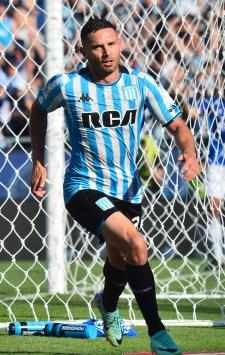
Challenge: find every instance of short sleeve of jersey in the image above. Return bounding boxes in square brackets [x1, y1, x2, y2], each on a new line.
[142, 74, 182, 126]
[37, 74, 63, 112]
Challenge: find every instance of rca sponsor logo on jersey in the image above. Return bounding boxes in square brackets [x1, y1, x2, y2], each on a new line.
[122, 85, 138, 100]
[81, 109, 137, 128]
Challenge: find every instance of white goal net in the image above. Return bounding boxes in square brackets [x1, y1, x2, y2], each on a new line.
[0, 0, 225, 327]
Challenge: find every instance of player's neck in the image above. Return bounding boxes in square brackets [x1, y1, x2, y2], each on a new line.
[87, 66, 120, 84]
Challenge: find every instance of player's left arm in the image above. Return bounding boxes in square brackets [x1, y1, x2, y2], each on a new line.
[166, 117, 199, 181]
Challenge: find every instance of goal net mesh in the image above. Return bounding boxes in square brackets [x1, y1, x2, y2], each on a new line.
[0, 0, 225, 325]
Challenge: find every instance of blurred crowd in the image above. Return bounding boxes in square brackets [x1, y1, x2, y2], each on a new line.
[0, 0, 45, 147]
[0, 0, 224, 182]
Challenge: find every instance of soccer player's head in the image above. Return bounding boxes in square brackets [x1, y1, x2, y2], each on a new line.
[80, 17, 121, 78]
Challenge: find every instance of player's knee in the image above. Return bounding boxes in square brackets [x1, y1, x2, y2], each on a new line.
[125, 235, 147, 265]
[108, 254, 126, 271]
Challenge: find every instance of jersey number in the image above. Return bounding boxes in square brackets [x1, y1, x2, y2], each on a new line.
[82, 109, 137, 128]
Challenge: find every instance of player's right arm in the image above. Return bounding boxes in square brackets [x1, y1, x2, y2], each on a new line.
[29, 73, 64, 197]
[30, 99, 47, 197]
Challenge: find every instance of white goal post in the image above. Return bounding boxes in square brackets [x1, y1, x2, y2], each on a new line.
[45, 0, 66, 294]
[0, 0, 224, 328]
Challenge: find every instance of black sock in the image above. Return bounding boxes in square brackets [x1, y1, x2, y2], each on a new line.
[126, 262, 165, 336]
[102, 257, 127, 312]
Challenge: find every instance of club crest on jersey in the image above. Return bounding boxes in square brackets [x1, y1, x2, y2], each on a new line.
[123, 86, 138, 100]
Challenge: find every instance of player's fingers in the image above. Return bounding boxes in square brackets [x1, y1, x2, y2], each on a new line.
[182, 162, 199, 181]
[180, 159, 190, 174]
[178, 154, 191, 173]
[33, 189, 45, 197]
[35, 189, 46, 197]
[32, 182, 46, 197]
[30, 170, 40, 191]
[39, 169, 47, 190]
[30, 165, 46, 197]
[183, 167, 193, 180]
[179, 153, 198, 175]
[35, 186, 46, 197]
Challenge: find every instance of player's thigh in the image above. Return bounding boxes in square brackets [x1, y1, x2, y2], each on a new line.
[102, 198, 143, 249]
[102, 211, 147, 259]
[104, 200, 144, 268]
[65, 189, 118, 243]
[65, 189, 146, 258]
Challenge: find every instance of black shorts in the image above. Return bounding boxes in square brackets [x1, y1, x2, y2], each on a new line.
[65, 189, 142, 243]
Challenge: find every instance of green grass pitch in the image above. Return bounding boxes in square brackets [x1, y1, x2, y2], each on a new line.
[0, 260, 225, 354]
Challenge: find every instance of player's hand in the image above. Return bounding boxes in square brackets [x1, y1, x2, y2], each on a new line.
[30, 161, 47, 197]
[178, 153, 199, 181]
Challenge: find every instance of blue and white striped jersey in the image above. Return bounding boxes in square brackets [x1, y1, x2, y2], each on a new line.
[37, 66, 181, 204]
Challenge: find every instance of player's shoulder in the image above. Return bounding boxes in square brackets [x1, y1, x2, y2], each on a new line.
[47, 72, 72, 89]
[121, 65, 144, 78]
[47, 73, 63, 85]
[48, 67, 85, 86]
[123, 65, 159, 85]
[136, 71, 159, 87]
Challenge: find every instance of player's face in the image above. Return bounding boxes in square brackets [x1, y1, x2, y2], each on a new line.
[81, 28, 121, 80]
